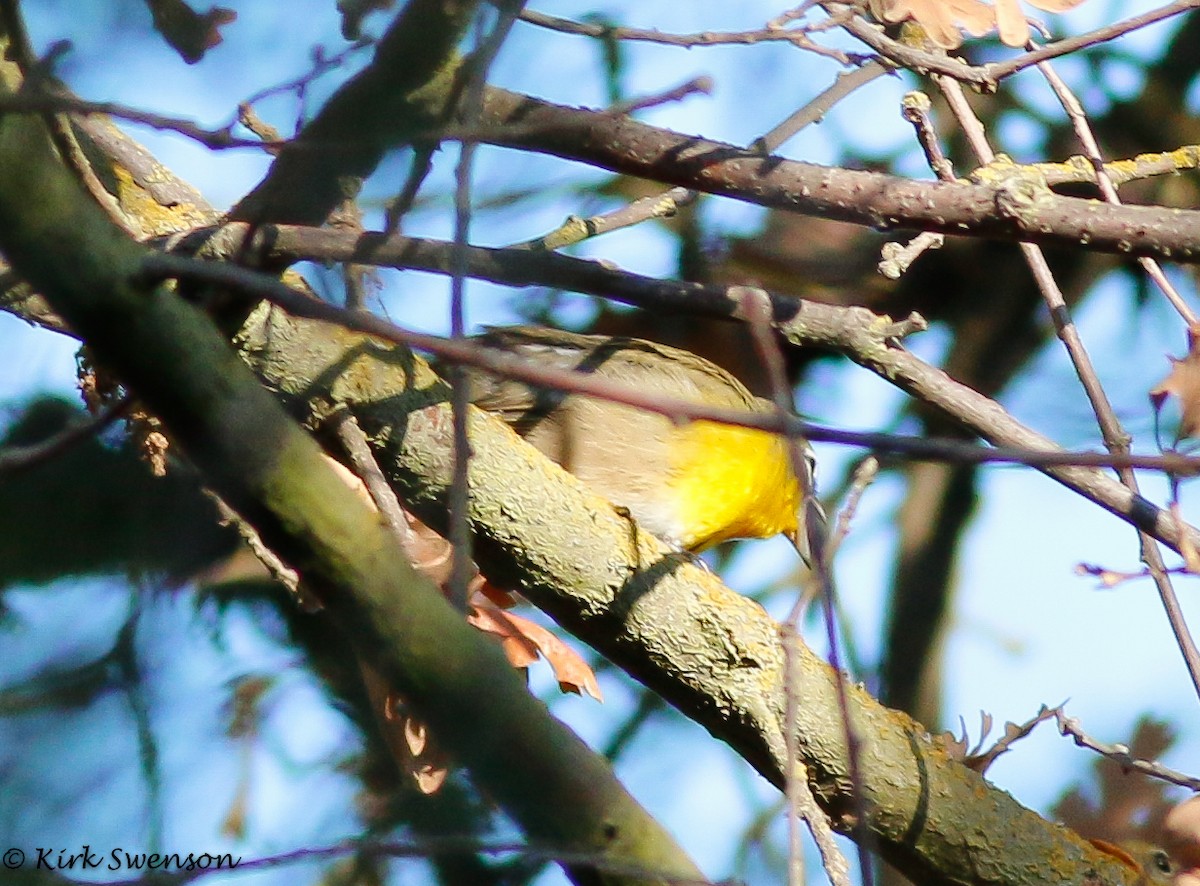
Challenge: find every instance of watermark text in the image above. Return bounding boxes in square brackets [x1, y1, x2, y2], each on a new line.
[2, 845, 241, 873]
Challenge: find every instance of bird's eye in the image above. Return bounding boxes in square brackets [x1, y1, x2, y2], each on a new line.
[1151, 850, 1173, 874]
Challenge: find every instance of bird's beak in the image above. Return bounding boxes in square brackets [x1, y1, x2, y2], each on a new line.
[786, 524, 812, 569]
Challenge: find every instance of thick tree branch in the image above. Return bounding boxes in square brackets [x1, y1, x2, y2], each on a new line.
[166, 223, 1200, 558]
[0, 14, 1173, 884]
[472, 87, 1200, 263]
[8, 49, 1200, 263]
[0, 61, 703, 886]
[229, 0, 479, 226]
[228, 300, 1138, 886]
[0, 103, 1139, 876]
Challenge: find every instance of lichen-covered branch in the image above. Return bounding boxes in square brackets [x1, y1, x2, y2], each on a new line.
[232, 302, 1139, 886]
[475, 86, 1200, 263]
[179, 222, 1200, 558]
[0, 57, 704, 886]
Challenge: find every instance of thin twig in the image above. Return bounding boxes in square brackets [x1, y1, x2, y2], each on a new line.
[768, 3, 823, 30]
[0, 36, 368, 156]
[512, 187, 697, 252]
[1032, 54, 1200, 708]
[1055, 709, 1200, 791]
[985, 0, 1200, 82]
[238, 39, 374, 111]
[0, 91, 270, 150]
[785, 456, 878, 680]
[833, 10, 998, 89]
[511, 57, 878, 254]
[782, 633, 853, 886]
[736, 286, 827, 578]
[384, 145, 438, 234]
[954, 705, 1060, 774]
[878, 232, 944, 279]
[326, 408, 413, 543]
[0, 395, 132, 473]
[237, 103, 283, 154]
[93, 836, 716, 886]
[901, 91, 955, 182]
[1074, 560, 1192, 589]
[136, 251, 1200, 477]
[885, 90, 955, 276]
[825, 457, 879, 566]
[607, 75, 713, 116]
[936, 71, 1200, 701]
[1034, 55, 1197, 325]
[831, 1, 1200, 89]
[206, 492, 305, 601]
[446, 2, 527, 613]
[738, 288, 855, 886]
[518, 8, 861, 64]
[0, 5, 143, 236]
[752, 59, 890, 155]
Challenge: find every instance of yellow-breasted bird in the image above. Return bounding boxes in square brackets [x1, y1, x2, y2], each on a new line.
[458, 326, 816, 556]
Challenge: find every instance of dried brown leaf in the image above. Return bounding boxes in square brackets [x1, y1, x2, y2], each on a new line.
[410, 763, 449, 795]
[962, 705, 1056, 773]
[466, 604, 542, 669]
[226, 675, 272, 739]
[400, 715, 449, 794]
[402, 716, 430, 756]
[220, 778, 248, 839]
[873, 0, 996, 48]
[325, 453, 592, 692]
[373, 680, 451, 795]
[1150, 327, 1200, 444]
[995, 0, 1030, 46]
[939, 728, 969, 760]
[1026, 0, 1088, 11]
[477, 579, 520, 609]
[145, 0, 236, 64]
[871, 0, 1088, 49]
[468, 603, 603, 701]
[326, 453, 602, 797]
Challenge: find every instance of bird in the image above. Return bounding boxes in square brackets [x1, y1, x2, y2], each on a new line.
[453, 325, 817, 556]
[1088, 839, 1178, 886]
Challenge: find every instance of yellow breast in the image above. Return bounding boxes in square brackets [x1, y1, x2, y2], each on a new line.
[666, 420, 800, 551]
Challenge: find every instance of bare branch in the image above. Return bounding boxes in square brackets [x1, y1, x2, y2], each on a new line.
[512, 187, 696, 252]
[0, 395, 131, 473]
[518, 8, 863, 65]
[133, 249, 1200, 564]
[1034, 55, 1196, 324]
[985, 0, 1200, 81]
[0, 91, 270, 150]
[474, 86, 1200, 264]
[937, 67, 1200, 703]
[1056, 710, 1200, 791]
